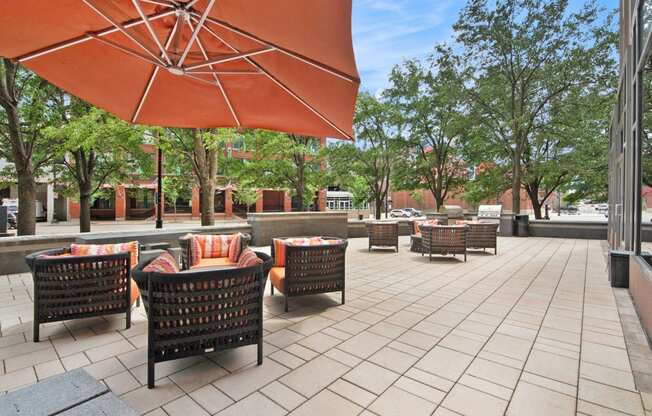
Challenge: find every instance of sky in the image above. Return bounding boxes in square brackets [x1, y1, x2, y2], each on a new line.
[351, 0, 619, 94]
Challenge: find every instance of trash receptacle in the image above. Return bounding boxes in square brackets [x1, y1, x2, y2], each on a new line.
[515, 214, 529, 237]
[609, 250, 629, 288]
[499, 214, 514, 237]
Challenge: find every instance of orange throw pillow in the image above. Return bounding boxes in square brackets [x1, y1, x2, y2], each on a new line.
[70, 241, 139, 269]
[228, 233, 243, 263]
[143, 252, 179, 273]
[237, 248, 263, 268]
[195, 234, 232, 258]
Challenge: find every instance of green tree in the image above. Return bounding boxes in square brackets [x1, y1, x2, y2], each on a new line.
[162, 175, 192, 218]
[233, 186, 259, 215]
[326, 93, 402, 219]
[162, 128, 229, 226]
[0, 60, 61, 235]
[455, 0, 616, 213]
[45, 99, 151, 232]
[386, 46, 469, 210]
[234, 130, 324, 211]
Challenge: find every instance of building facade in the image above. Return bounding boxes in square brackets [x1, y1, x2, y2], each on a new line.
[609, 0, 652, 337]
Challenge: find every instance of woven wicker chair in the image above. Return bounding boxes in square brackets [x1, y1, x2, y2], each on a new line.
[270, 238, 347, 312]
[366, 221, 399, 252]
[466, 222, 499, 254]
[178, 233, 251, 270]
[133, 251, 271, 389]
[420, 225, 467, 262]
[25, 248, 132, 342]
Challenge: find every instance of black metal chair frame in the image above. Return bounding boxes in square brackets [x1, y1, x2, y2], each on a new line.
[25, 248, 132, 342]
[133, 251, 271, 389]
[270, 237, 347, 312]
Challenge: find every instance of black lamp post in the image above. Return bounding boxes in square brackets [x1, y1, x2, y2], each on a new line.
[156, 146, 163, 229]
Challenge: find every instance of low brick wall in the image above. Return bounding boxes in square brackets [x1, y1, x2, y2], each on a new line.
[347, 219, 413, 238]
[248, 212, 348, 246]
[0, 223, 251, 275]
[527, 220, 607, 239]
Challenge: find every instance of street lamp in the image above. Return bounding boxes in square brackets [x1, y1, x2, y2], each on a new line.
[156, 144, 163, 229]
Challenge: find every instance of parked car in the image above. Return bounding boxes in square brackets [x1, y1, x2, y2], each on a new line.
[403, 208, 422, 217]
[2, 199, 46, 221]
[390, 209, 411, 218]
[6, 212, 16, 229]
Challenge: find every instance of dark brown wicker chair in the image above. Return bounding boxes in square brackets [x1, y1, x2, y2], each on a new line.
[25, 248, 132, 342]
[133, 251, 271, 389]
[420, 225, 467, 262]
[467, 222, 499, 254]
[178, 233, 251, 270]
[366, 221, 399, 252]
[270, 238, 347, 312]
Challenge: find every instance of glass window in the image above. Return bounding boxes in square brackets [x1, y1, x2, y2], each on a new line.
[643, 1, 652, 48]
[640, 55, 652, 253]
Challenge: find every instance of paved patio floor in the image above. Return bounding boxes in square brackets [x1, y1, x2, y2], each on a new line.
[1, 237, 651, 416]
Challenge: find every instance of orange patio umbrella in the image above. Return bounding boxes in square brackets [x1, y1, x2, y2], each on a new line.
[0, 0, 359, 139]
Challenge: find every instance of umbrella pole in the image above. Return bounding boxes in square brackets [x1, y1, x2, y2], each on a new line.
[156, 145, 163, 229]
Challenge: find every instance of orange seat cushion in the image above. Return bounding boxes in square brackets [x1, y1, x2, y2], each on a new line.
[269, 267, 285, 293]
[190, 257, 237, 270]
[130, 280, 139, 305]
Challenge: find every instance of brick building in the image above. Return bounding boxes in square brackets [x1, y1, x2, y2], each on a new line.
[65, 138, 328, 222]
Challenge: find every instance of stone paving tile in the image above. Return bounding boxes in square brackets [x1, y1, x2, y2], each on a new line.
[280, 355, 349, 397]
[369, 385, 437, 416]
[0, 237, 649, 415]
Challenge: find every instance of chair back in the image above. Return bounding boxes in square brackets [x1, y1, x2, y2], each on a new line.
[133, 255, 266, 361]
[26, 248, 131, 322]
[421, 225, 467, 253]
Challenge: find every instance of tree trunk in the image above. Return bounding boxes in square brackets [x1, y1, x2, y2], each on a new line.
[16, 171, 36, 236]
[79, 189, 91, 233]
[511, 152, 521, 214]
[374, 197, 382, 220]
[433, 192, 444, 212]
[296, 187, 304, 212]
[4, 82, 36, 236]
[525, 184, 543, 220]
[200, 183, 215, 226]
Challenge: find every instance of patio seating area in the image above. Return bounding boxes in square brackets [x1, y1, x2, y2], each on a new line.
[0, 236, 651, 416]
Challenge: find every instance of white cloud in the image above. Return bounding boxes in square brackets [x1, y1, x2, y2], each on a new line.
[352, 0, 461, 93]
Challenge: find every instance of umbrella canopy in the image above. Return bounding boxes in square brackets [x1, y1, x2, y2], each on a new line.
[0, 0, 359, 139]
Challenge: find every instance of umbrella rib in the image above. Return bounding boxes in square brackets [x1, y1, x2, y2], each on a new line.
[177, 0, 215, 66]
[132, 13, 182, 123]
[132, 67, 160, 123]
[82, 0, 166, 66]
[186, 19, 240, 126]
[247, 59, 352, 139]
[90, 35, 166, 68]
[185, 70, 262, 75]
[131, 0, 172, 65]
[196, 20, 351, 138]
[18, 9, 176, 63]
[141, 0, 178, 7]
[191, 12, 360, 84]
[185, 48, 274, 71]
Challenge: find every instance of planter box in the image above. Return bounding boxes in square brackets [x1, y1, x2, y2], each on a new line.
[248, 212, 348, 246]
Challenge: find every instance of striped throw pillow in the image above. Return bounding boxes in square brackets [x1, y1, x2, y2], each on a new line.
[70, 241, 139, 269]
[228, 233, 243, 263]
[273, 237, 326, 267]
[196, 234, 232, 258]
[237, 248, 263, 268]
[415, 220, 439, 234]
[143, 252, 179, 273]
